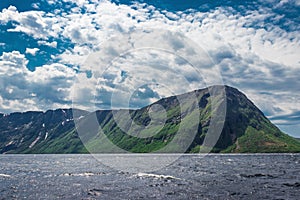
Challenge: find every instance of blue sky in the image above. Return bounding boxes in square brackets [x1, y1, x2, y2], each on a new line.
[0, 0, 299, 137]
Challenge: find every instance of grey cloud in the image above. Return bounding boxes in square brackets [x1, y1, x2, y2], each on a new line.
[270, 111, 300, 125]
[21, 14, 43, 30]
[167, 36, 185, 51]
[70, 29, 82, 41]
[0, 51, 76, 112]
[210, 46, 235, 64]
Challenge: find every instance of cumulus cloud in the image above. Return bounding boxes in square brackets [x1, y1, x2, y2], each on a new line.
[0, 51, 76, 113]
[37, 40, 57, 48]
[0, 5, 64, 39]
[91, 48, 206, 109]
[105, 3, 295, 109]
[25, 48, 40, 56]
[0, 51, 28, 76]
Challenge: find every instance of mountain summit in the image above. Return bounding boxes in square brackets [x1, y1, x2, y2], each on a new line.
[1, 86, 300, 153]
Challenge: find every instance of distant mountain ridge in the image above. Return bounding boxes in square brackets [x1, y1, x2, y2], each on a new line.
[1, 85, 300, 153]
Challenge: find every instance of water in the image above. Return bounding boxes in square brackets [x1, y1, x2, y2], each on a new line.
[0, 154, 299, 199]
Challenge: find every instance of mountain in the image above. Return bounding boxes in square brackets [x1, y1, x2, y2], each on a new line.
[0, 109, 89, 153]
[0, 85, 300, 154]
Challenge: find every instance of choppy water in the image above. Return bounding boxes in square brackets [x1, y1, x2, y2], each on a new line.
[0, 154, 299, 199]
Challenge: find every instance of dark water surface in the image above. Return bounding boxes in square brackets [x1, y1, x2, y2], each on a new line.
[0, 154, 299, 199]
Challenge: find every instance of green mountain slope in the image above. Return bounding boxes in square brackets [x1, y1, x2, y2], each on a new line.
[0, 109, 89, 153]
[0, 85, 299, 153]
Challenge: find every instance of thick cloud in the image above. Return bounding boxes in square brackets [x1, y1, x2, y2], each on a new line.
[0, 6, 61, 39]
[0, 51, 76, 112]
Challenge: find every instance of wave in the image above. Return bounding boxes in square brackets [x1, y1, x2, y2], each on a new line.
[0, 173, 11, 178]
[135, 172, 180, 180]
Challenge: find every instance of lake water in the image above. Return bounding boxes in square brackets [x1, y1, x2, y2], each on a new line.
[0, 154, 299, 199]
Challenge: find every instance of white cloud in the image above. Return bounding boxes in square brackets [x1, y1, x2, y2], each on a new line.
[31, 3, 40, 9]
[75, 36, 215, 110]
[0, 51, 76, 113]
[58, 45, 91, 67]
[0, 51, 28, 76]
[0, 6, 64, 39]
[37, 40, 57, 48]
[28, 63, 75, 82]
[0, 97, 40, 112]
[25, 48, 40, 56]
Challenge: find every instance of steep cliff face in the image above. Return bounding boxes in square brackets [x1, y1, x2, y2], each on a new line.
[0, 86, 300, 153]
[204, 87, 300, 153]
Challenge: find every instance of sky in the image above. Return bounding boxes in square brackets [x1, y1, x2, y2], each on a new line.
[0, 0, 299, 137]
